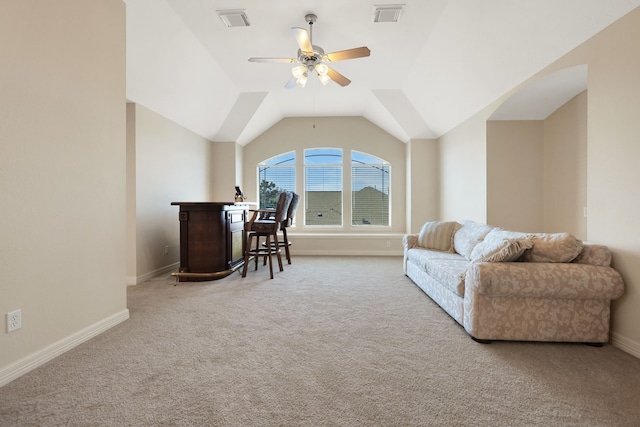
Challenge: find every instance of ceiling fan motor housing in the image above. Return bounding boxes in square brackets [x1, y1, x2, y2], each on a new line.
[298, 45, 325, 71]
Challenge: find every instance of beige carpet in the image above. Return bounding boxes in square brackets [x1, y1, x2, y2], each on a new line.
[1, 256, 640, 426]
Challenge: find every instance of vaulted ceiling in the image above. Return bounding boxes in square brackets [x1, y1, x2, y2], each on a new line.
[125, 0, 640, 145]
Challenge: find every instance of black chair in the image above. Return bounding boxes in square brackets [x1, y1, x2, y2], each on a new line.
[241, 191, 293, 279]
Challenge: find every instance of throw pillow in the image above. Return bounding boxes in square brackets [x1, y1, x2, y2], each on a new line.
[520, 233, 584, 263]
[453, 221, 495, 259]
[469, 229, 533, 263]
[418, 221, 461, 252]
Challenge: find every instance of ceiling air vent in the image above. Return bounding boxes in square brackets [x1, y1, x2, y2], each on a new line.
[217, 10, 250, 27]
[373, 5, 405, 23]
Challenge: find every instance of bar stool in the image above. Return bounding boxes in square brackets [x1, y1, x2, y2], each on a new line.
[263, 192, 300, 264]
[241, 192, 293, 279]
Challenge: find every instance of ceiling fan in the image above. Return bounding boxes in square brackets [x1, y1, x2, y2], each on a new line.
[248, 13, 371, 88]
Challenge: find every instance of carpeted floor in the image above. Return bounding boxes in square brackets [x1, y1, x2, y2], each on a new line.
[1, 256, 640, 426]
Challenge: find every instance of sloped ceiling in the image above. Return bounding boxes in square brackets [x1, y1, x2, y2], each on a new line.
[125, 0, 640, 145]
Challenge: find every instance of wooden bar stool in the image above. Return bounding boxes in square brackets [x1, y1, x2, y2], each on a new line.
[263, 192, 300, 264]
[241, 192, 293, 279]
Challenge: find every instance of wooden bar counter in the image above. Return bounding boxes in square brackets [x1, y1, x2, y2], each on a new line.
[170, 202, 249, 282]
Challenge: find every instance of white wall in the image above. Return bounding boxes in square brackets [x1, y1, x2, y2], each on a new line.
[0, 0, 127, 383]
[129, 104, 213, 284]
[126, 0, 237, 141]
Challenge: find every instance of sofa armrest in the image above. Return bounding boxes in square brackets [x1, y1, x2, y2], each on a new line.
[572, 243, 612, 267]
[402, 234, 419, 274]
[466, 262, 624, 300]
[403, 234, 419, 250]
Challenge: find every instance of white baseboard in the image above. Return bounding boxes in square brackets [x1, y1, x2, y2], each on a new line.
[0, 309, 130, 387]
[288, 233, 405, 257]
[611, 332, 640, 359]
[294, 250, 404, 256]
[127, 262, 180, 285]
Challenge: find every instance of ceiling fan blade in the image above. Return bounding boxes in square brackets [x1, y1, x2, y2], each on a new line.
[248, 57, 297, 63]
[323, 46, 371, 62]
[326, 67, 351, 87]
[291, 27, 313, 55]
[285, 77, 297, 89]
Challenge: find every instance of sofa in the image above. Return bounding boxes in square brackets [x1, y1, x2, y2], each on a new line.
[403, 220, 625, 344]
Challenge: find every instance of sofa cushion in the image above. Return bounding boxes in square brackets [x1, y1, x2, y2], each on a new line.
[424, 259, 469, 297]
[469, 229, 533, 263]
[418, 221, 461, 252]
[453, 221, 495, 259]
[406, 247, 466, 271]
[519, 233, 583, 263]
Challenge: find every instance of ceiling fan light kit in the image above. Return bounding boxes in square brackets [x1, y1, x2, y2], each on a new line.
[315, 63, 329, 76]
[292, 65, 306, 79]
[248, 13, 370, 88]
[296, 73, 308, 88]
[318, 74, 331, 85]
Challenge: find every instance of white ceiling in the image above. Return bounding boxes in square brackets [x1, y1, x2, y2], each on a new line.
[125, 0, 640, 145]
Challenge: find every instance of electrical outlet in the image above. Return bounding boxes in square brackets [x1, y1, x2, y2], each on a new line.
[7, 309, 21, 333]
[164, 245, 169, 255]
[386, 240, 391, 248]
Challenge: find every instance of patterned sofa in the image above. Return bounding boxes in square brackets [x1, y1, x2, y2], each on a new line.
[403, 220, 625, 344]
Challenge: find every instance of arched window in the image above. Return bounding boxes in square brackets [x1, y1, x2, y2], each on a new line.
[257, 151, 295, 209]
[304, 148, 343, 226]
[352, 151, 390, 226]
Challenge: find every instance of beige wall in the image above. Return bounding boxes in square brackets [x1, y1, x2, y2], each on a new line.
[210, 141, 242, 202]
[581, 9, 640, 355]
[486, 120, 544, 232]
[0, 0, 128, 382]
[235, 143, 244, 189]
[484, 92, 587, 236]
[439, 113, 489, 223]
[543, 91, 588, 238]
[128, 104, 213, 284]
[406, 139, 439, 234]
[126, 104, 138, 285]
